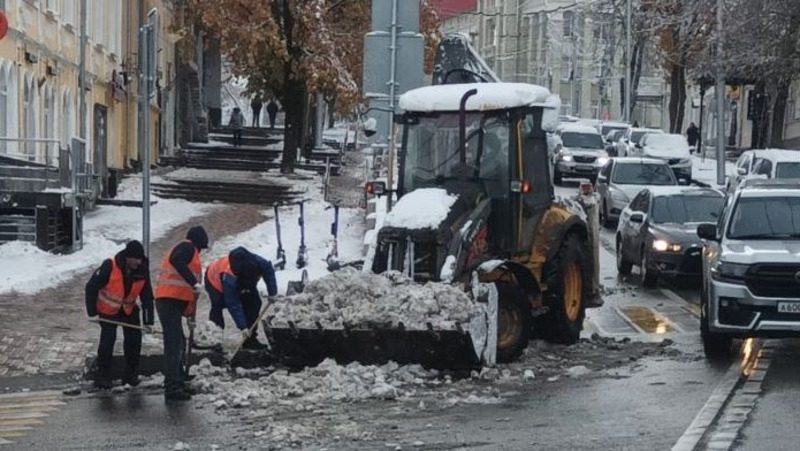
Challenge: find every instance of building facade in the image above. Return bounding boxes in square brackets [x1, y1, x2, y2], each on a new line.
[0, 0, 181, 195]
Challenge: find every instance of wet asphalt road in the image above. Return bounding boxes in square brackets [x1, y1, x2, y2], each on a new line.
[1, 182, 797, 450]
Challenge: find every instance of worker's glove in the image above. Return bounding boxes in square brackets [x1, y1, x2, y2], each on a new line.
[142, 325, 153, 335]
[240, 329, 251, 341]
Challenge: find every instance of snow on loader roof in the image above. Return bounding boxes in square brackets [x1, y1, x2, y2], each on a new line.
[399, 82, 555, 113]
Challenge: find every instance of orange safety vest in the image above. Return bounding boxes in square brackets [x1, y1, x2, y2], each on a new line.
[206, 256, 234, 293]
[155, 240, 202, 315]
[97, 258, 145, 317]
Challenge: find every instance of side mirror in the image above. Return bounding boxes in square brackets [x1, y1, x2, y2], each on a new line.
[697, 223, 718, 241]
[737, 167, 747, 176]
[597, 175, 608, 184]
[630, 213, 645, 224]
[635, 143, 642, 149]
[365, 181, 387, 196]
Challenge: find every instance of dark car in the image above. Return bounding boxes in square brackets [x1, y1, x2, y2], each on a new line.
[615, 187, 724, 287]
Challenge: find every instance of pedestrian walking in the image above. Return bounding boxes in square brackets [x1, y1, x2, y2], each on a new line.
[155, 226, 209, 401]
[85, 240, 154, 389]
[250, 96, 263, 128]
[686, 122, 700, 153]
[204, 247, 278, 349]
[266, 99, 279, 130]
[229, 107, 245, 147]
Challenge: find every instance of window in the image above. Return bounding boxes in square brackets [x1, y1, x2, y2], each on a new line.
[61, 0, 74, 26]
[651, 195, 724, 224]
[44, 86, 55, 164]
[563, 11, 574, 37]
[776, 162, 800, 178]
[23, 76, 38, 162]
[0, 66, 6, 154]
[61, 90, 72, 147]
[728, 196, 800, 239]
[487, 18, 497, 47]
[754, 159, 772, 176]
[629, 191, 649, 212]
[562, 54, 572, 80]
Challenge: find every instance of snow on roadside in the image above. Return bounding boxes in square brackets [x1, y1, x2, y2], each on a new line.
[207, 197, 365, 296]
[0, 177, 218, 295]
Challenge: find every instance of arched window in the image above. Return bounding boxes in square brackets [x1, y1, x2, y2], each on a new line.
[44, 85, 55, 165]
[23, 75, 36, 161]
[61, 90, 72, 148]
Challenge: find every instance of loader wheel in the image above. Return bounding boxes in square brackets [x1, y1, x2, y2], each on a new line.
[542, 234, 590, 344]
[496, 284, 532, 363]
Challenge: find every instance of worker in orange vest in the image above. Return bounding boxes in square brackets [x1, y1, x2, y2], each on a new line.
[85, 240, 154, 389]
[205, 247, 278, 349]
[155, 226, 208, 401]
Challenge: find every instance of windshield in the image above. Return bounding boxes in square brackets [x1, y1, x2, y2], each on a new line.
[402, 113, 510, 198]
[561, 132, 604, 149]
[602, 125, 628, 136]
[652, 195, 723, 224]
[612, 163, 676, 185]
[728, 196, 800, 239]
[631, 131, 659, 144]
[776, 162, 800, 178]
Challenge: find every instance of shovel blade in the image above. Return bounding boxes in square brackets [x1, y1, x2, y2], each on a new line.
[263, 324, 482, 370]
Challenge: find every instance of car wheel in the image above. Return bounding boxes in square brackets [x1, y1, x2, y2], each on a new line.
[640, 248, 658, 288]
[700, 283, 733, 359]
[616, 238, 632, 275]
[554, 168, 563, 186]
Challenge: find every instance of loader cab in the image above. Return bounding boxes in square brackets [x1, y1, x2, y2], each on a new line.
[396, 83, 559, 257]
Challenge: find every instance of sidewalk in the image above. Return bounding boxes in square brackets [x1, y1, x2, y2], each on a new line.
[0, 203, 267, 378]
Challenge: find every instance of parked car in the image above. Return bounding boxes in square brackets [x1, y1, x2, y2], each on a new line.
[728, 149, 800, 192]
[697, 179, 800, 358]
[605, 130, 626, 156]
[616, 187, 724, 287]
[596, 158, 679, 227]
[599, 121, 630, 139]
[632, 133, 693, 182]
[615, 127, 664, 157]
[552, 124, 609, 185]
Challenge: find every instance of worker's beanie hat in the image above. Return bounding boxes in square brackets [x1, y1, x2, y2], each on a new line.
[229, 246, 251, 275]
[124, 240, 146, 259]
[186, 226, 209, 249]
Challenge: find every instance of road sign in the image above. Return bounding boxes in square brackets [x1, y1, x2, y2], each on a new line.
[0, 12, 8, 40]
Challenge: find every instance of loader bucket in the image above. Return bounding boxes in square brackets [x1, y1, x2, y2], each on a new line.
[263, 321, 484, 370]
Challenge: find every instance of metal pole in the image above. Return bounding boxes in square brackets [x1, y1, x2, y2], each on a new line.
[715, 0, 725, 186]
[74, 0, 88, 252]
[385, 0, 398, 213]
[79, 0, 87, 140]
[624, 0, 632, 123]
[141, 8, 157, 258]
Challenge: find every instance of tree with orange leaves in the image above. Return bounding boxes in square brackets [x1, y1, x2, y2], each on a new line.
[187, 0, 440, 173]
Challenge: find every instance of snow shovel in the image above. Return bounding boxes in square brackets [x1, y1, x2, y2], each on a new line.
[325, 204, 340, 270]
[183, 310, 197, 379]
[296, 200, 307, 269]
[273, 204, 286, 271]
[227, 298, 275, 365]
[89, 318, 162, 335]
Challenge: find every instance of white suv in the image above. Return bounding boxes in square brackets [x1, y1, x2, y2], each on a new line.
[697, 179, 800, 358]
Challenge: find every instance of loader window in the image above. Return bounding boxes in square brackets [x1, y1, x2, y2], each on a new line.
[402, 112, 510, 197]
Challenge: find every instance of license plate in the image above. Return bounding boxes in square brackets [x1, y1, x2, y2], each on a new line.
[575, 165, 594, 172]
[778, 302, 800, 313]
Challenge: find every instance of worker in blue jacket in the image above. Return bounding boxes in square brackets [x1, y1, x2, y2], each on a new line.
[204, 247, 278, 349]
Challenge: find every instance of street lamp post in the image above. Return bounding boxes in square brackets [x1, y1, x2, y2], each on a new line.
[715, 0, 726, 186]
[624, 0, 632, 123]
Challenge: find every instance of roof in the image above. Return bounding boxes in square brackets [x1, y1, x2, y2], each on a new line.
[399, 83, 554, 113]
[630, 127, 664, 134]
[558, 124, 601, 135]
[601, 121, 630, 128]
[648, 186, 723, 197]
[741, 178, 800, 190]
[612, 157, 671, 165]
[752, 148, 800, 162]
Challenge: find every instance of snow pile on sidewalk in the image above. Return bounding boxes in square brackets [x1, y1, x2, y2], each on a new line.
[0, 176, 218, 295]
[692, 154, 735, 187]
[383, 188, 458, 230]
[267, 271, 480, 330]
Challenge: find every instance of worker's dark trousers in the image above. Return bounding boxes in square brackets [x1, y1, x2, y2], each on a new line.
[205, 284, 262, 332]
[156, 299, 186, 394]
[268, 112, 277, 130]
[97, 308, 142, 378]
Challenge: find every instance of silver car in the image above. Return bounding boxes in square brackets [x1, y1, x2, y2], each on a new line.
[596, 158, 679, 228]
[697, 179, 800, 358]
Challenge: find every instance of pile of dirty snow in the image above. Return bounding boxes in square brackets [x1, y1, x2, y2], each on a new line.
[267, 271, 481, 330]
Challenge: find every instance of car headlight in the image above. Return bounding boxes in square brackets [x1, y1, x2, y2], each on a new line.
[710, 261, 749, 283]
[596, 155, 610, 167]
[560, 153, 573, 162]
[652, 240, 682, 253]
